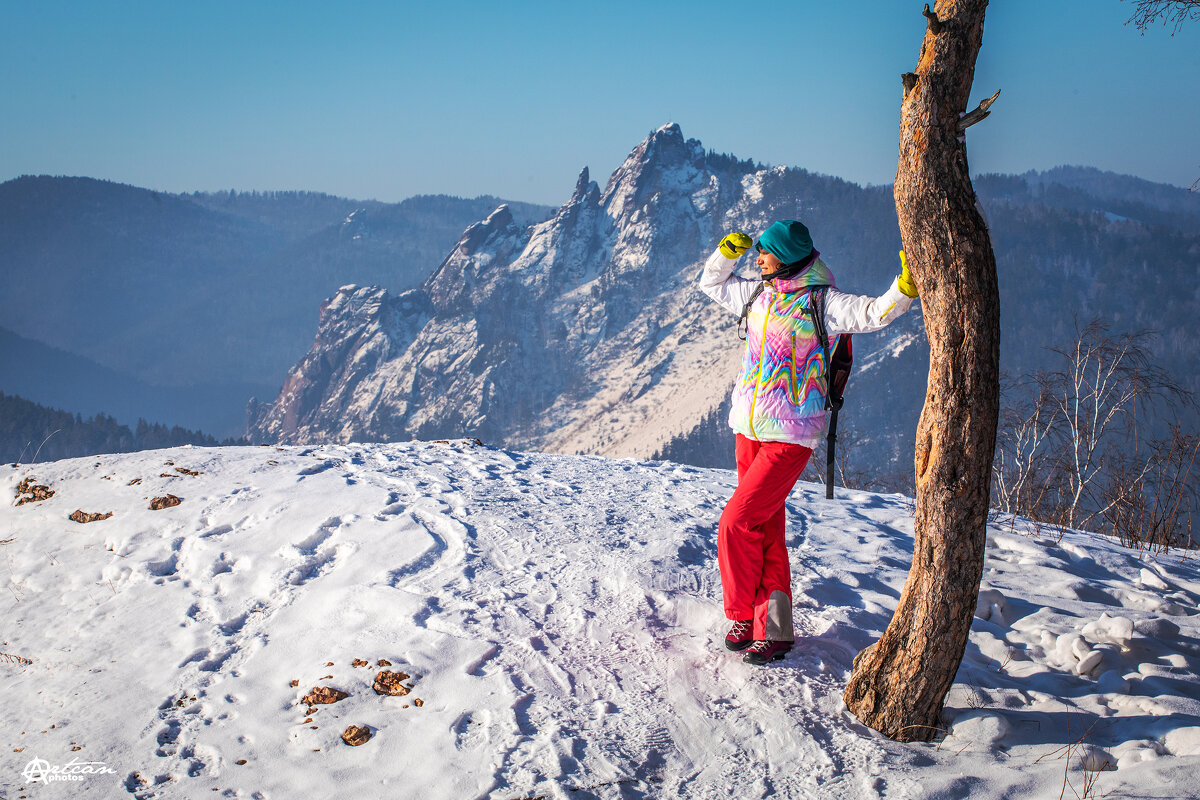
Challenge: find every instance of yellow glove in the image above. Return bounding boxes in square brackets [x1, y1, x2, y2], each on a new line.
[718, 232, 753, 259]
[897, 250, 918, 298]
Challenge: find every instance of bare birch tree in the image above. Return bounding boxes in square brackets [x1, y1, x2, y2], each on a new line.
[992, 372, 1060, 519]
[1045, 320, 1186, 528]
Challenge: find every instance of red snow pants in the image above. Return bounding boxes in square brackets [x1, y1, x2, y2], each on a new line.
[718, 434, 812, 642]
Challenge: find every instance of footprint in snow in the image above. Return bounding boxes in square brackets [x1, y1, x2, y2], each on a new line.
[297, 459, 340, 478]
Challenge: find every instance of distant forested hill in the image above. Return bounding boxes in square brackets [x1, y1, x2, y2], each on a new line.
[0, 391, 241, 464]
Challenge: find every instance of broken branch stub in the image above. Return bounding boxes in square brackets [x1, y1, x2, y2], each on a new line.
[922, 3, 943, 33]
[958, 89, 1002, 132]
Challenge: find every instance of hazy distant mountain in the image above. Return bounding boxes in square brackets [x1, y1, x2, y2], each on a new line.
[0, 176, 554, 436]
[0, 326, 271, 437]
[1017, 166, 1200, 227]
[972, 171, 1200, 391]
[186, 189, 555, 245]
[248, 124, 1199, 483]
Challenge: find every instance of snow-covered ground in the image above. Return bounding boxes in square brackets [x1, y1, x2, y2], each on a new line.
[2, 441, 1199, 799]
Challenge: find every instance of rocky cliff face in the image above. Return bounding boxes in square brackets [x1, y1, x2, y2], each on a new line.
[248, 286, 433, 443]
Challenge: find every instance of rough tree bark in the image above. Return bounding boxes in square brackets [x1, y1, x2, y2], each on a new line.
[842, 0, 1001, 742]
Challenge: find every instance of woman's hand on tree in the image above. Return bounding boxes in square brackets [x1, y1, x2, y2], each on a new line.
[898, 250, 918, 298]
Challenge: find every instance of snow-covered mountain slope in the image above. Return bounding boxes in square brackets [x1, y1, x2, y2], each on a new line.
[3, 444, 1199, 799]
[247, 123, 909, 461]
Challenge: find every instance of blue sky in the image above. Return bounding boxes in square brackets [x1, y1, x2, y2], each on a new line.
[2, 0, 1197, 205]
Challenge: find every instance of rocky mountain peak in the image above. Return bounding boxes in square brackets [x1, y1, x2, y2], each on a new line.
[248, 122, 772, 450]
[457, 204, 517, 256]
[558, 167, 602, 219]
[421, 202, 531, 314]
[600, 122, 707, 217]
[571, 166, 591, 200]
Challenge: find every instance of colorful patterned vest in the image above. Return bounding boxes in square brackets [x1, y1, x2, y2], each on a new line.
[728, 260, 840, 446]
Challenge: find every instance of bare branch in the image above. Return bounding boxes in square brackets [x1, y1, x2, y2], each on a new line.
[958, 89, 1002, 132]
[1101, 425, 1199, 550]
[1125, 0, 1200, 35]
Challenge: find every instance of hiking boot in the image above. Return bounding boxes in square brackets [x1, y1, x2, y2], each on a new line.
[742, 639, 792, 665]
[724, 619, 754, 651]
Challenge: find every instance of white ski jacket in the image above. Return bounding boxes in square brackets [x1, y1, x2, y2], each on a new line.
[699, 247, 916, 447]
[698, 248, 915, 336]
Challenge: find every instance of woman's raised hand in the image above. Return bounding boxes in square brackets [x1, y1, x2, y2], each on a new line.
[719, 232, 753, 259]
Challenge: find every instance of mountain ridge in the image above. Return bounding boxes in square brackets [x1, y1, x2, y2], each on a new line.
[247, 124, 1199, 483]
[5, 139, 1195, 473]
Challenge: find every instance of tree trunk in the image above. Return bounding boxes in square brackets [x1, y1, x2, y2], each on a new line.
[843, 0, 1001, 742]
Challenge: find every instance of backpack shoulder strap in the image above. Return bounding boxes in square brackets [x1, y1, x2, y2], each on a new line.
[736, 282, 765, 341]
[809, 286, 832, 368]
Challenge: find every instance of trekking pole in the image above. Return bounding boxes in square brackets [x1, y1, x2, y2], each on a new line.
[825, 398, 841, 499]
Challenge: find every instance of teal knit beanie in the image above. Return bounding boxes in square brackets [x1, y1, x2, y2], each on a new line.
[757, 220, 814, 266]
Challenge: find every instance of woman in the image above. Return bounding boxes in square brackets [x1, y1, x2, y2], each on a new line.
[699, 220, 918, 665]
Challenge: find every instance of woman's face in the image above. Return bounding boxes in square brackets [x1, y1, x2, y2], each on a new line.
[756, 247, 783, 276]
